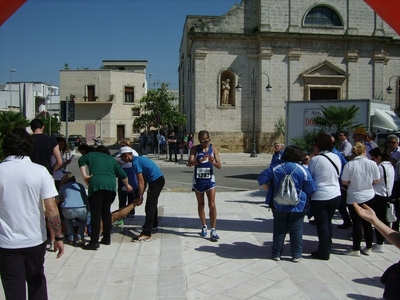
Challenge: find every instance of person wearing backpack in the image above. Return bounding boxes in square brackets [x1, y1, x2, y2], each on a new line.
[258, 145, 316, 262]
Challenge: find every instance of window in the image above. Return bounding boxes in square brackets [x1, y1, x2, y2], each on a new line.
[87, 85, 96, 101]
[310, 88, 339, 100]
[125, 86, 134, 103]
[304, 6, 342, 27]
[132, 107, 140, 116]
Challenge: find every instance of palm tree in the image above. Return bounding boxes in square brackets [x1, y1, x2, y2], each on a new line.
[312, 104, 362, 134]
[0, 111, 29, 139]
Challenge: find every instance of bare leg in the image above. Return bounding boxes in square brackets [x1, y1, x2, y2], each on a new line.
[206, 188, 217, 229]
[195, 191, 206, 226]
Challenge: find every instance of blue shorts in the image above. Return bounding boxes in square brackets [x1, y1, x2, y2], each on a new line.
[192, 181, 216, 193]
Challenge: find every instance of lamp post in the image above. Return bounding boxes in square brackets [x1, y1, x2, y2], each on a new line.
[386, 75, 400, 94]
[149, 73, 153, 91]
[9, 69, 16, 109]
[236, 69, 272, 157]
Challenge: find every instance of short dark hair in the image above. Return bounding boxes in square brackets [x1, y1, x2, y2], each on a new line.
[77, 143, 95, 155]
[198, 130, 210, 139]
[95, 145, 111, 155]
[314, 133, 333, 152]
[369, 147, 390, 161]
[30, 118, 44, 130]
[2, 128, 35, 158]
[339, 131, 348, 138]
[281, 145, 303, 162]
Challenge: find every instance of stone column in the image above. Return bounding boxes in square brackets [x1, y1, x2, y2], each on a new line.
[373, 52, 388, 99]
[258, 47, 273, 142]
[346, 50, 359, 99]
[193, 48, 207, 133]
[288, 48, 302, 101]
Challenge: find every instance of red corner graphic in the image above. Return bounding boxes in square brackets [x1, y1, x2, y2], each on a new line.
[364, 0, 400, 35]
[0, 0, 27, 27]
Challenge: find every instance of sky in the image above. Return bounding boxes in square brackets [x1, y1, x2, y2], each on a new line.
[0, 0, 240, 90]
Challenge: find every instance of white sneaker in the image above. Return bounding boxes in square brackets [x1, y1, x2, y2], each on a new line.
[372, 244, 385, 253]
[361, 247, 372, 256]
[343, 249, 361, 257]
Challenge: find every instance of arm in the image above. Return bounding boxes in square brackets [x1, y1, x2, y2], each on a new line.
[43, 197, 64, 258]
[187, 146, 198, 167]
[135, 172, 147, 205]
[121, 177, 133, 193]
[79, 166, 92, 185]
[209, 147, 222, 169]
[261, 183, 270, 191]
[353, 203, 400, 249]
[52, 145, 63, 172]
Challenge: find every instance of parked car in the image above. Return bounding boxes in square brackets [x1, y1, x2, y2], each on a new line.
[68, 134, 86, 147]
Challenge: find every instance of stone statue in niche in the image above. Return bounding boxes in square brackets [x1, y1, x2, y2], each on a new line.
[220, 79, 230, 105]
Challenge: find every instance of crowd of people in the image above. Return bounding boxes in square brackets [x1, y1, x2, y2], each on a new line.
[259, 128, 400, 262]
[2, 119, 400, 298]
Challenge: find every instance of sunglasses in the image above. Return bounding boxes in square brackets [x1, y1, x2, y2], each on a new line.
[199, 139, 210, 143]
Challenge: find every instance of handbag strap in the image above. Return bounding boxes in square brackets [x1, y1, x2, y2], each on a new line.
[320, 153, 339, 175]
[382, 164, 388, 197]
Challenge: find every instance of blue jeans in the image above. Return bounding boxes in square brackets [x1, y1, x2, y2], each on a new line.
[62, 207, 88, 242]
[272, 210, 305, 259]
[311, 196, 341, 259]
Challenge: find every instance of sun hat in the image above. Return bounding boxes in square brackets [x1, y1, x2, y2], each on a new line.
[116, 146, 138, 157]
[352, 127, 367, 136]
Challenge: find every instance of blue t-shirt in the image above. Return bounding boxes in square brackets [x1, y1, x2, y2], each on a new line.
[133, 156, 163, 183]
[58, 182, 88, 208]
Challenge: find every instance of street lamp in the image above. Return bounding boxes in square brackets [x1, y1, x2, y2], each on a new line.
[236, 69, 272, 157]
[9, 69, 16, 108]
[149, 73, 153, 90]
[386, 75, 400, 94]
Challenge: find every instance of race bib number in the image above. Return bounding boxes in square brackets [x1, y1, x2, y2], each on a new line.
[196, 168, 211, 179]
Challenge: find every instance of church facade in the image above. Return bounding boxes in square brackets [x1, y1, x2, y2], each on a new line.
[179, 0, 400, 153]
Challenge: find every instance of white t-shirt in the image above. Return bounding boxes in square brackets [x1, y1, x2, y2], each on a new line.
[0, 156, 58, 249]
[342, 156, 380, 204]
[373, 161, 394, 197]
[308, 151, 341, 201]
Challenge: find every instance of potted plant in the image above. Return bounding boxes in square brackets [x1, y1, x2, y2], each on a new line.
[94, 96, 99, 101]
[109, 94, 114, 101]
[83, 96, 88, 101]
[70, 94, 76, 101]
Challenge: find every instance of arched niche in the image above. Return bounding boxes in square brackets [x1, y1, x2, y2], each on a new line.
[219, 70, 235, 107]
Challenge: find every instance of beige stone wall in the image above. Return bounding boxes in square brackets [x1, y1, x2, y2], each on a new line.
[60, 69, 146, 143]
[180, 0, 400, 153]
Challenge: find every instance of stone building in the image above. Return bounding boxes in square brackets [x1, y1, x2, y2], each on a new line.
[179, 0, 400, 153]
[59, 60, 147, 144]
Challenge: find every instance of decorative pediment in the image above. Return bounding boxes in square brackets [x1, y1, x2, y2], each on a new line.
[300, 60, 348, 85]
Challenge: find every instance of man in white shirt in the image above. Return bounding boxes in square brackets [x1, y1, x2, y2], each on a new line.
[0, 128, 64, 299]
[338, 131, 352, 159]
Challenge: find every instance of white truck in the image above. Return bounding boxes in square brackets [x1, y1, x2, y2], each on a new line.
[285, 99, 400, 146]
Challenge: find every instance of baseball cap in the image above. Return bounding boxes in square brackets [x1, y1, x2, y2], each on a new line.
[116, 146, 138, 157]
[352, 127, 367, 136]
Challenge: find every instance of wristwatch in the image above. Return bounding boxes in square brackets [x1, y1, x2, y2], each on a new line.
[55, 235, 64, 241]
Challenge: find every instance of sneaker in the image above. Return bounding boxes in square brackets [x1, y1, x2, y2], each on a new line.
[113, 219, 124, 226]
[292, 257, 303, 263]
[272, 256, 280, 261]
[68, 239, 75, 245]
[200, 226, 207, 237]
[372, 244, 385, 253]
[132, 234, 152, 242]
[210, 229, 219, 241]
[77, 239, 84, 246]
[100, 239, 111, 245]
[343, 249, 361, 257]
[361, 247, 372, 256]
[308, 219, 317, 225]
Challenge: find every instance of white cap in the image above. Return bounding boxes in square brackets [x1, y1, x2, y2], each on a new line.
[116, 146, 138, 157]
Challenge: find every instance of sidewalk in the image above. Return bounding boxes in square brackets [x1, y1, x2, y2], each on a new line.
[2, 191, 398, 300]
